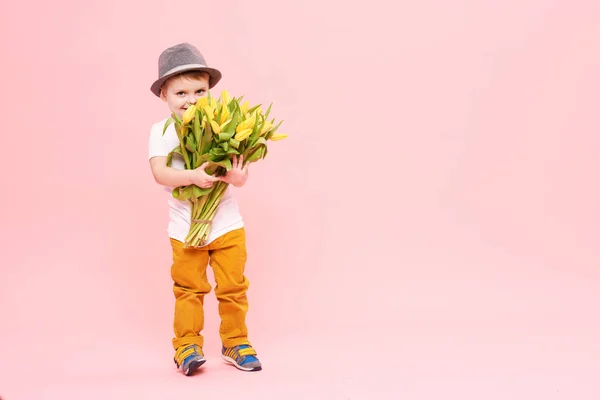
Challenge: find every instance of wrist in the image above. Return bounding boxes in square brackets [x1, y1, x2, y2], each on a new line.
[186, 170, 197, 186]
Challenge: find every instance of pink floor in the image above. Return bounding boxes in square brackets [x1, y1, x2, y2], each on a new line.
[2, 324, 599, 399]
[1, 193, 599, 399]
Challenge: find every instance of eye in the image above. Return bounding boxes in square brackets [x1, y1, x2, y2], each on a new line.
[196, 89, 205, 95]
[176, 91, 185, 96]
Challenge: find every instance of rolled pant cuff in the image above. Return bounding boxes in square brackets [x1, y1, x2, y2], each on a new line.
[222, 338, 251, 349]
[173, 336, 204, 350]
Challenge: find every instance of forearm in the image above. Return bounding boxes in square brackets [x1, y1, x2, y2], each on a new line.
[155, 166, 195, 188]
[150, 157, 195, 187]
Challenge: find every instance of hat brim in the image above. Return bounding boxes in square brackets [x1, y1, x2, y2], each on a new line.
[150, 65, 222, 97]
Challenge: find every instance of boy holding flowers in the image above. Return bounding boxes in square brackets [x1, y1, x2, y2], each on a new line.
[148, 43, 261, 375]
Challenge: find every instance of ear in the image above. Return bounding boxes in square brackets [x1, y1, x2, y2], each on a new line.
[160, 88, 167, 102]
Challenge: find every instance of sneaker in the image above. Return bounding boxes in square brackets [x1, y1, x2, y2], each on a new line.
[174, 344, 206, 375]
[221, 344, 262, 371]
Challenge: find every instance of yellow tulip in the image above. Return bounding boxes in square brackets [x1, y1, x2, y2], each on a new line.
[245, 111, 259, 125]
[260, 120, 273, 135]
[270, 133, 288, 141]
[209, 97, 217, 109]
[235, 128, 252, 141]
[220, 103, 230, 125]
[220, 118, 232, 129]
[196, 97, 209, 108]
[203, 106, 214, 121]
[240, 101, 249, 115]
[210, 120, 221, 134]
[236, 118, 254, 133]
[221, 90, 231, 105]
[182, 105, 196, 124]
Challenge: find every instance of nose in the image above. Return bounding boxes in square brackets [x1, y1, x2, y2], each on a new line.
[188, 93, 201, 105]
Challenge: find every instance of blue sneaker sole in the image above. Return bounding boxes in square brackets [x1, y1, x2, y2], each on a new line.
[184, 359, 206, 375]
[174, 357, 206, 376]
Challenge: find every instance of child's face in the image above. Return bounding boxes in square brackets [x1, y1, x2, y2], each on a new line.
[160, 73, 209, 118]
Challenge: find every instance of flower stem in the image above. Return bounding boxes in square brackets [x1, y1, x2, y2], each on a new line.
[184, 182, 229, 248]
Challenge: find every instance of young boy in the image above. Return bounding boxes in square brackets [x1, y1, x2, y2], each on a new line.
[148, 43, 261, 375]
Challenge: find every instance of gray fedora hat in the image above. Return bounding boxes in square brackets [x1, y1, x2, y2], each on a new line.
[150, 43, 222, 97]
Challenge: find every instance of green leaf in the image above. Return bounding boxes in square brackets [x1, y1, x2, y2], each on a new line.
[192, 186, 202, 199]
[219, 118, 233, 132]
[226, 148, 240, 156]
[172, 186, 194, 202]
[271, 119, 283, 133]
[204, 164, 218, 176]
[227, 100, 238, 120]
[192, 185, 212, 198]
[193, 113, 201, 144]
[221, 141, 229, 152]
[174, 120, 182, 138]
[182, 186, 195, 201]
[228, 138, 240, 149]
[185, 136, 197, 153]
[222, 107, 240, 134]
[209, 147, 226, 156]
[201, 119, 213, 153]
[244, 137, 268, 163]
[216, 131, 234, 143]
[172, 112, 182, 125]
[248, 113, 262, 144]
[216, 103, 223, 126]
[197, 153, 211, 166]
[229, 98, 239, 115]
[252, 137, 268, 149]
[162, 117, 174, 136]
[248, 104, 262, 114]
[266, 120, 283, 140]
[246, 149, 263, 163]
[167, 147, 183, 167]
[208, 158, 232, 171]
[264, 103, 273, 120]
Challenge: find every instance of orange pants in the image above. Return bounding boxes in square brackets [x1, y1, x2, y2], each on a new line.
[169, 228, 250, 350]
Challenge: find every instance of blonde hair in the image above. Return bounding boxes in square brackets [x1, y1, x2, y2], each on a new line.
[160, 71, 210, 97]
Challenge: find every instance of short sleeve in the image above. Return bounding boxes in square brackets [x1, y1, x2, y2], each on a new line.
[148, 122, 170, 159]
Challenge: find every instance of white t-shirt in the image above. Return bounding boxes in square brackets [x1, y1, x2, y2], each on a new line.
[148, 117, 244, 246]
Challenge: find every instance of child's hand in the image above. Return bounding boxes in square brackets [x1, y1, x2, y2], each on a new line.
[191, 162, 220, 188]
[220, 155, 249, 187]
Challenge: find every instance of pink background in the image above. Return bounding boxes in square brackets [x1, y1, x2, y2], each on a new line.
[1, 0, 599, 399]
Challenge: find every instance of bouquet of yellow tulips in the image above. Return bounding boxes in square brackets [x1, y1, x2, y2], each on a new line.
[162, 90, 287, 248]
